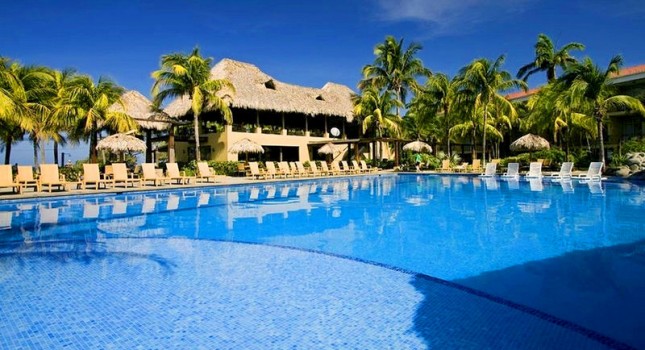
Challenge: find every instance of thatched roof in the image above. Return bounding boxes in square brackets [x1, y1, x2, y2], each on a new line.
[228, 138, 264, 154]
[165, 59, 355, 122]
[317, 142, 340, 155]
[96, 133, 147, 153]
[509, 134, 550, 152]
[110, 90, 173, 131]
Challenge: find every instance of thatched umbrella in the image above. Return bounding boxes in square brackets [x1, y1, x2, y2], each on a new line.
[317, 142, 339, 155]
[228, 138, 264, 161]
[403, 140, 432, 153]
[317, 142, 340, 163]
[96, 133, 146, 161]
[510, 134, 550, 161]
[110, 90, 181, 163]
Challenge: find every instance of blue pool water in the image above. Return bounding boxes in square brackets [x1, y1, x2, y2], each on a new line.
[1, 174, 644, 349]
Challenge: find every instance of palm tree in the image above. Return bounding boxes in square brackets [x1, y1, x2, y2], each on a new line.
[525, 82, 595, 157]
[359, 36, 431, 116]
[353, 87, 403, 160]
[458, 55, 526, 161]
[517, 34, 584, 82]
[47, 68, 79, 164]
[415, 73, 459, 155]
[68, 75, 137, 163]
[1, 63, 53, 166]
[0, 119, 24, 164]
[151, 47, 234, 162]
[558, 55, 645, 165]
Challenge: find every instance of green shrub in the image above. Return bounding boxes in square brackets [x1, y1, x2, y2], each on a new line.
[60, 164, 82, 181]
[207, 161, 240, 176]
[621, 137, 645, 154]
[533, 148, 566, 165]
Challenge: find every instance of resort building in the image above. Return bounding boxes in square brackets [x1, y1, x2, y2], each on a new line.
[165, 59, 358, 163]
[506, 64, 645, 153]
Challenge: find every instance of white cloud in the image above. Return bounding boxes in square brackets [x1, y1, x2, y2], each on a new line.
[376, 0, 534, 35]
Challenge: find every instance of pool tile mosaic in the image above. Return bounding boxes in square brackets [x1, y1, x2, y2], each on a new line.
[0, 239, 615, 349]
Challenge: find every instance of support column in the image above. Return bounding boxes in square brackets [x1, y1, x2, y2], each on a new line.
[256, 111, 262, 133]
[281, 112, 287, 135]
[323, 116, 329, 138]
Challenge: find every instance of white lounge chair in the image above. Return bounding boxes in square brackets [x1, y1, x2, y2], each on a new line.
[479, 162, 497, 177]
[39, 164, 70, 192]
[82, 163, 110, 190]
[248, 162, 267, 180]
[550, 162, 574, 182]
[501, 163, 519, 179]
[524, 162, 543, 179]
[0, 165, 20, 194]
[166, 163, 193, 185]
[196, 162, 219, 183]
[141, 163, 168, 186]
[577, 162, 604, 182]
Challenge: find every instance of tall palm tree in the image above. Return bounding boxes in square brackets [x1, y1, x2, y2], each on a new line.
[415, 73, 459, 155]
[525, 82, 595, 157]
[359, 36, 431, 116]
[353, 87, 403, 160]
[47, 68, 79, 164]
[517, 34, 584, 82]
[0, 119, 24, 164]
[558, 55, 645, 165]
[151, 47, 234, 162]
[458, 55, 526, 161]
[1, 63, 52, 166]
[68, 75, 137, 163]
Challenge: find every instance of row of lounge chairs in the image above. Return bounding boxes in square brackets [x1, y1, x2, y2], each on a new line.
[245, 160, 377, 180]
[0, 162, 222, 194]
[479, 161, 604, 182]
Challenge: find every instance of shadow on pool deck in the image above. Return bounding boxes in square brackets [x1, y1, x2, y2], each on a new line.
[411, 239, 645, 349]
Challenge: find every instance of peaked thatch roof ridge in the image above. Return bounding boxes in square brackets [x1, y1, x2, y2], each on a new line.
[110, 90, 172, 131]
[165, 58, 355, 122]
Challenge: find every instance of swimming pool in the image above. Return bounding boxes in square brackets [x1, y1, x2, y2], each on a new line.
[1, 174, 643, 349]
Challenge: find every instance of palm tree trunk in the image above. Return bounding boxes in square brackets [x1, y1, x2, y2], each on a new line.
[4, 138, 12, 164]
[33, 140, 39, 167]
[597, 116, 605, 166]
[53, 141, 59, 165]
[90, 121, 98, 163]
[168, 126, 175, 163]
[444, 106, 451, 156]
[145, 130, 152, 163]
[194, 113, 201, 162]
[471, 128, 476, 161]
[40, 140, 46, 165]
[482, 104, 488, 163]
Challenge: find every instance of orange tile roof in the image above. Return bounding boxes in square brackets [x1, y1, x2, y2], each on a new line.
[506, 64, 645, 101]
[611, 64, 645, 77]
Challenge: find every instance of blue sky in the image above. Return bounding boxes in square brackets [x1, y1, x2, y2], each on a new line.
[2, 0, 644, 164]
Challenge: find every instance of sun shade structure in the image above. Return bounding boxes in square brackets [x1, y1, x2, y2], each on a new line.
[402, 140, 432, 153]
[96, 133, 146, 153]
[510, 134, 550, 152]
[317, 142, 339, 155]
[164, 59, 354, 121]
[109, 90, 173, 130]
[228, 138, 265, 154]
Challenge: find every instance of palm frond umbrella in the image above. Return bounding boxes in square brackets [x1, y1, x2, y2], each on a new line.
[110, 90, 182, 162]
[318, 142, 339, 163]
[228, 138, 264, 161]
[510, 134, 550, 161]
[96, 132, 146, 161]
[402, 140, 432, 153]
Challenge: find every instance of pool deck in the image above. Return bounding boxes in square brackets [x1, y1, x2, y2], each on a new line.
[0, 170, 394, 200]
[0, 169, 619, 201]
